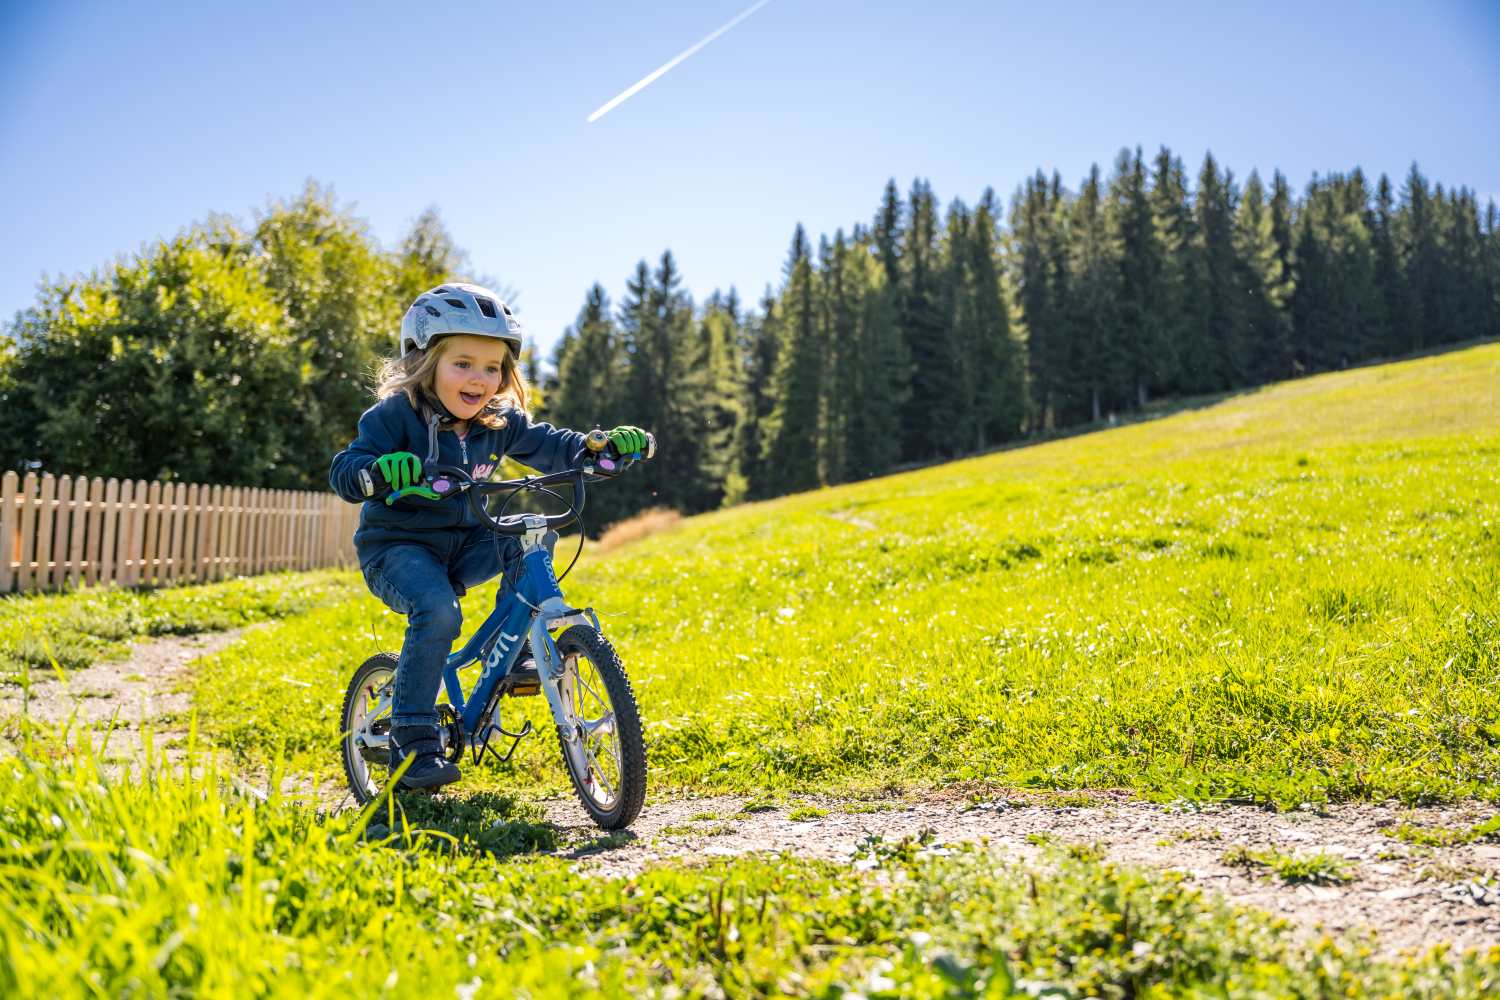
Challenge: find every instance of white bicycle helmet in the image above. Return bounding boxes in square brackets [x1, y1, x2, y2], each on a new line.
[399, 282, 523, 358]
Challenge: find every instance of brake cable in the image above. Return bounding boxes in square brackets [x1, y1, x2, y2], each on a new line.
[488, 477, 587, 587]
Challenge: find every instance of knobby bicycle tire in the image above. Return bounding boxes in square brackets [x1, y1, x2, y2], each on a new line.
[554, 625, 647, 830]
[341, 652, 398, 806]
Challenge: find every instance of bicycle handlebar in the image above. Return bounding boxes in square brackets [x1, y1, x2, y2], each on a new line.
[396, 431, 654, 537]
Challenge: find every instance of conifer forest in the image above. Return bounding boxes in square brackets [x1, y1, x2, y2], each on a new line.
[3, 147, 1497, 532]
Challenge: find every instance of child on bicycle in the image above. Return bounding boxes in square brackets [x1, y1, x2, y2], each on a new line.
[330, 282, 649, 790]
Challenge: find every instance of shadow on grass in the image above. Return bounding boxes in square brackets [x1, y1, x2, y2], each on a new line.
[362, 787, 562, 859]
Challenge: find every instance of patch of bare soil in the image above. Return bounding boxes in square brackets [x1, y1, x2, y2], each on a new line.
[0, 628, 248, 760]
[541, 791, 1500, 958]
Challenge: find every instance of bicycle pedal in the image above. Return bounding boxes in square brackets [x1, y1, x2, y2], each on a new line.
[504, 658, 541, 697]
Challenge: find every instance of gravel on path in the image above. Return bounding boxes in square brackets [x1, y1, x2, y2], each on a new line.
[539, 790, 1500, 958]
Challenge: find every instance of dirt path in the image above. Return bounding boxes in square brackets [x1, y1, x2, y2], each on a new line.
[6, 629, 1497, 958]
[539, 794, 1500, 958]
[0, 628, 248, 760]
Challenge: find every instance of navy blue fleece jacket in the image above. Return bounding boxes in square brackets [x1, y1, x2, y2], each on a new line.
[329, 394, 586, 565]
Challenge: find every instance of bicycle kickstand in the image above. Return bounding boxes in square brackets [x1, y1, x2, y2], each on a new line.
[473, 719, 533, 767]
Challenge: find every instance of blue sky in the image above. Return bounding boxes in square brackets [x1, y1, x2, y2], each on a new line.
[2, 0, 1497, 361]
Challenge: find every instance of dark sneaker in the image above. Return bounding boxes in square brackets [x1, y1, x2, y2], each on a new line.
[390, 725, 461, 790]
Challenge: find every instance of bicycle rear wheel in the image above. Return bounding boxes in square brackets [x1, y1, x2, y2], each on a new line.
[341, 653, 396, 806]
[553, 625, 646, 830]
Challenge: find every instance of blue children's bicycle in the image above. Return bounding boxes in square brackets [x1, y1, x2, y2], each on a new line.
[340, 431, 650, 830]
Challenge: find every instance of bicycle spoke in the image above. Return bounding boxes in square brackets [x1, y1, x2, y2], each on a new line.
[579, 741, 616, 803]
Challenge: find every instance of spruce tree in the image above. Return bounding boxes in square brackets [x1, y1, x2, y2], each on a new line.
[1234, 170, 1294, 382]
[900, 179, 959, 460]
[969, 188, 1025, 446]
[848, 224, 910, 479]
[1186, 152, 1247, 391]
[762, 226, 823, 493]
[1149, 149, 1195, 397]
[1109, 147, 1161, 409]
[1067, 165, 1122, 422]
[1399, 163, 1441, 352]
[738, 287, 782, 499]
[1010, 174, 1059, 429]
[546, 283, 621, 436]
[939, 197, 976, 448]
[1372, 174, 1406, 357]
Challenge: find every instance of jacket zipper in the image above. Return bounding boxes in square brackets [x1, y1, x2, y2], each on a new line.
[459, 434, 468, 465]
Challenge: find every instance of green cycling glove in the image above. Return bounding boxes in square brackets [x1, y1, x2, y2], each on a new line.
[373, 451, 422, 491]
[607, 425, 648, 457]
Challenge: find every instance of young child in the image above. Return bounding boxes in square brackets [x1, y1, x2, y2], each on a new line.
[330, 282, 649, 790]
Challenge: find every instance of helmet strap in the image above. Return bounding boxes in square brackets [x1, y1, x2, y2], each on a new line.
[420, 388, 461, 427]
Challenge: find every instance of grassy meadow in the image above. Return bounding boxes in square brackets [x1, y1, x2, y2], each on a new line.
[196, 341, 1500, 807]
[4, 342, 1500, 994]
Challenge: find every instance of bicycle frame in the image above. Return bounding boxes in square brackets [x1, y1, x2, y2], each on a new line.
[437, 514, 600, 756]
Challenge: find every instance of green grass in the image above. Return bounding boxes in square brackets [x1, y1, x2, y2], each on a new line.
[2, 739, 1497, 997]
[1385, 814, 1500, 848]
[188, 342, 1500, 807]
[0, 569, 362, 680]
[788, 805, 828, 821]
[5, 345, 1500, 993]
[1220, 845, 1356, 885]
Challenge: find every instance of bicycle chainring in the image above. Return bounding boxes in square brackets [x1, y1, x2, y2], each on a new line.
[438, 704, 464, 764]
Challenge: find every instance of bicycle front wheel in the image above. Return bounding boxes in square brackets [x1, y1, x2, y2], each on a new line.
[553, 625, 646, 830]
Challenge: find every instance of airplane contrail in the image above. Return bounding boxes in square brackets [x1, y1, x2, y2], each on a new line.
[587, 0, 775, 124]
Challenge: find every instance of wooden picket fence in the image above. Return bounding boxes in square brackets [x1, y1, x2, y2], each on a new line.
[0, 471, 361, 594]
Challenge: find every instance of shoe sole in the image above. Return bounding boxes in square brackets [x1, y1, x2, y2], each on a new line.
[398, 770, 460, 790]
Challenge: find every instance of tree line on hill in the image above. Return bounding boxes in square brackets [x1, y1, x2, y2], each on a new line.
[543, 150, 1500, 526]
[2, 150, 1497, 532]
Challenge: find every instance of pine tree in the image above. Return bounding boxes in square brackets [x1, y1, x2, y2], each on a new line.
[847, 223, 910, 480]
[1010, 174, 1058, 428]
[1372, 174, 1406, 357]
[939, 198, 976, 447]
[738, 287, 782, 499]
[900, 179, 960, 460]
[1109, 147, 1161, 409]
[820, 231, 861, 484]
[1486, 200, 1500, 340]
[1234, 170, 1294, 381]
[1186, 152, 1247, 391]
[1149, 149, 1195, 397]
[1067, 165, 1122, 422]
[762, 226, 823, 493]
[695, 289, 746, 505]
[969, 188, 1025, 446]
[1399, 163, 1441, 352]
[1444, 188, 1487, 344]
[545, 283, 621, 435]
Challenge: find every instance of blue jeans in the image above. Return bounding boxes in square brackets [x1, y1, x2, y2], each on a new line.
[361, 528, 521, 729]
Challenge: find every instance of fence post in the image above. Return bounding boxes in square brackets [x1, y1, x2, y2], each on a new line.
[140, 480, 160, 588]
[68, 475, 89, 588]
[48, 474, 71, 591]
[167, 482, 187, 586]
[128, 479, 148, 587]
[0, 471, 16, 594]
[99, 479, 120, 588]
[204, 482, 220, 578]
[33, 474, 57, 593]
[17, 472, 37, 592]
[182, 483, 199, 585]
[226, 486, 243, 578]
[83, 477, 104, 587]
[244, 488, 259, 575]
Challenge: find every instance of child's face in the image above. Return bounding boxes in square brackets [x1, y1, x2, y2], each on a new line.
[432, 335, 512, 420]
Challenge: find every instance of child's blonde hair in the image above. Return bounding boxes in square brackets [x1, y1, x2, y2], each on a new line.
[374, 336, 529, 430]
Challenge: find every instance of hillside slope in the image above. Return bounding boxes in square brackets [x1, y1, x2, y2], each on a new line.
[201, 343, 1500, 805]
